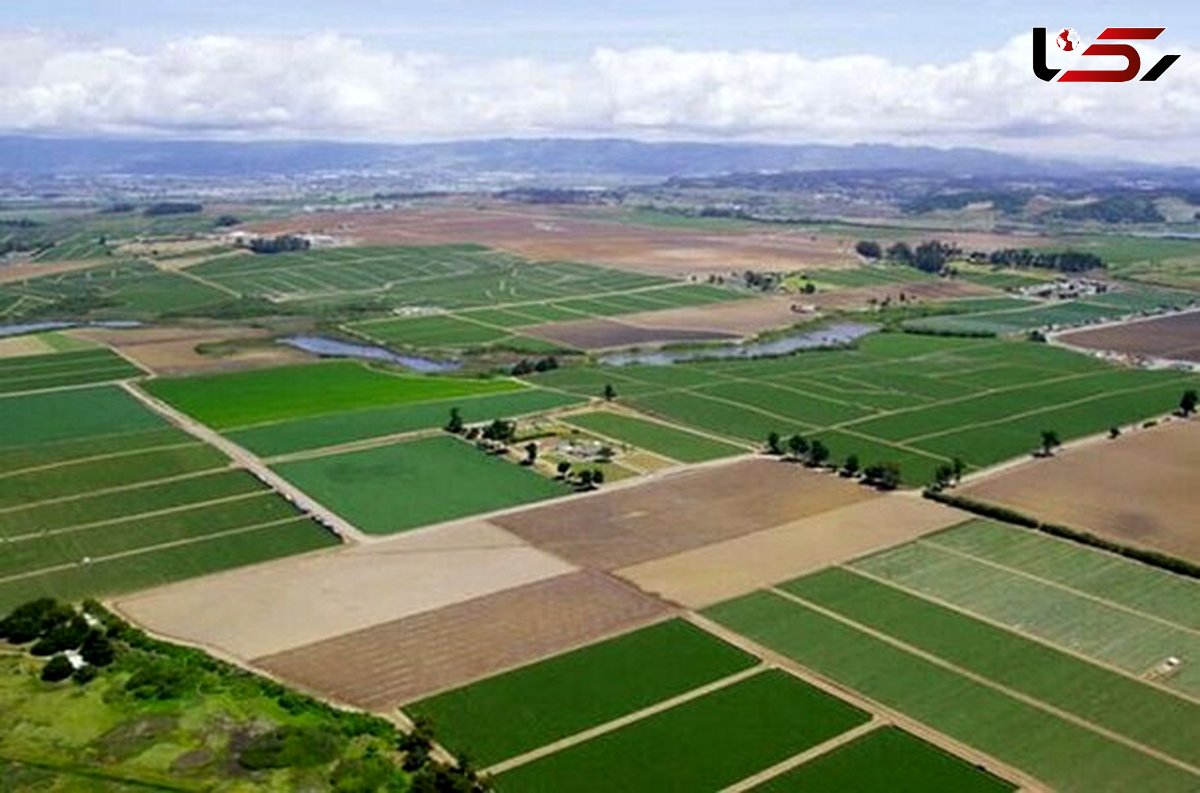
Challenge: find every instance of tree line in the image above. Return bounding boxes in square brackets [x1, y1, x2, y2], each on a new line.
[855, 238, 1105, 274]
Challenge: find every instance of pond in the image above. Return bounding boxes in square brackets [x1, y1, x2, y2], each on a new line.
[599, 323, 878, 366]
[279, 335, 462, 373]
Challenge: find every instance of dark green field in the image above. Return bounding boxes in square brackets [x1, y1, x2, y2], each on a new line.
[495, 670, 869, 792]
[408, 619, 757, 765]
[563, 410, 746, 462]
[0, 348, 142, 395]
[273, 435, 570, 534]
[749, 727, 1015, 792]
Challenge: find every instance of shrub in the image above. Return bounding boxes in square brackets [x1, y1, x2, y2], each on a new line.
[41, 655, 74, 683]
[239, 726, 343, 770]
[0, 598, 73, 644]
[124, 657, 201, 700]
[72, 665, 99, 684]
[30, 616, 89, 656]
[80, 630, 116, 667]
[331, 755, 405, 792]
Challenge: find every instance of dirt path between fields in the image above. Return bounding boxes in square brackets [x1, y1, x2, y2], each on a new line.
[119, 382, 371, 545]
[720, 719, 882, 792]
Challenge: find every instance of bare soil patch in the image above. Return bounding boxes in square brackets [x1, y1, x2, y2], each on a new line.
[68, 325, 307, 375]
[617, 494, 966, 608]
[962, 419, 1200, 563]
[113, 521, 575, 660]
[254, 570, 671, 710]
[613, 296, 817, 336]
[524, 318, 738, 350]
[1058, 310, 1200, 364]
[491, 458, 877, 571]
[0, 335, 55, 359]
[0, 258, 106, 284]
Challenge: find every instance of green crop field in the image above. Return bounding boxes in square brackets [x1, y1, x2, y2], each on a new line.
[783, 568, 1200, 766]
[0, 348, 142, 395]
[408, 619, 758, 765]
[494, 670, 869, 793]
[525, 333, 1198, 484]
[144, 360, 525, 429]
[562, 411, 746, 462]
[852, 532, 1200, 697]
[749, 727, 1015, 793]
[0, 385, 340, 611]
[231, 388, 583, 457]
[706, 591, 1200, 792]
[273, 435, 570, 534]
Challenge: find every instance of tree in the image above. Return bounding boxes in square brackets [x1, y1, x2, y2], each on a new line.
[765, 432, 782, 456]
[444, 408, 464, 434]
[1109, 426, 1122, 439]
[951, 457, 966, 485]
[806, 440, 830, 467]
[841, 454, 860, 478]
[863, 462, 902, 490]
[41, 654, 74, 683]
[1039, 429, 1061, 457]
[556, 461, 571, 480]
[482, 419, 516, 444]
[933, 464, 954, 490]
[603, 384, 617, 402]
[577, 470, 595, 490]
[786, 434, 808, 461]
[523, 443, 538, 466]
[80, 630, 115, 668]
[1180, 389, 1198, 416]
[855, 240, 882, 260]
[590, 469, 605, 487]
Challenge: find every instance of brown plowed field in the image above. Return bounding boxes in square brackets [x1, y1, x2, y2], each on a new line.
[491, 458, 877, 570]
[1058, 310, 1200, 363]
[524, 318, 739, 350]
[254, 570, 672, 709]
[616, 494, 966, 608]
[962, 419, 1200, 563]
[68, 325, 308, 375]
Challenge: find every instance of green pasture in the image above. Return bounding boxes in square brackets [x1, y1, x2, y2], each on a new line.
[563, 411, 746, 462]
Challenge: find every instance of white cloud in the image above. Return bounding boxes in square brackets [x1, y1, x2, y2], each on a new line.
[0, 30, 1196, 161]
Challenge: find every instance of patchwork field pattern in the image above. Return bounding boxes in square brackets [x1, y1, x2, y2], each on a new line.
[273, 435, 570, 535]
[527, 333, 1198, 484]
[0, 348, 142, 395]
[707, 519, 1200, 792]
[1059, 310, 1200, 364]
[0, 385, 338, 612]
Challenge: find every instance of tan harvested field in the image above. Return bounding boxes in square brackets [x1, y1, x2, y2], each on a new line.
[524, 317, 739, 350]
[491, 458, 877, 570]
[68, 324, 308, 375]
[1058, 310, 1200, 364]
[617, 495, 967, 608]
[255, 570, 672, 709]
[962, 419, 1200, 563]
[250, 204, 1044, 277]
[0, 334, 56, 358]
[805, 278, 995, 308]
[113, 521, 576, 660]
[0, 257, 106, 284]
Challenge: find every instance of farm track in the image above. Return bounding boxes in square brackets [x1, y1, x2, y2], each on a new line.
[119, 382, 370, 545]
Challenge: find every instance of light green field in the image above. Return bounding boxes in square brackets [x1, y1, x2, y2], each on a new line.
[526, 333, 1200, 485]
[231, 388, 583, 457]
[407, 619, 757, 765]
[563, 411, 746, 462]
[495, 670, 869, 793]
[706, 592, 1200, 792]
[273, 435, 570, 534]
[783, 568, 1200, 766]
[749, 727, 1015, 792]
[0, 386, 167, 450]
[143, 361, 524, 429]
[852, 538, 1200, 697]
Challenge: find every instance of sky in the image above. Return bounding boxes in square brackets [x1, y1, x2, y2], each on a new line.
[2, 1, 1199, 161]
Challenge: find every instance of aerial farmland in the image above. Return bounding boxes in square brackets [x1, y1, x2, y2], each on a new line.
[3, 143, 1200, 790]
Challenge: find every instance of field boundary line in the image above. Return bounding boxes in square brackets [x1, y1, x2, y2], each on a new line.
[720, 719, 882, 793]
[0, 514, 310, 585]
[0, 361, 142, 390]
[120, 382, 369, 545]
[916, 539, 1200, 640]
[3, 491, 271, 543]
[559, 406, 756, 454]
[682, 612, 1044, 791]
[844, 565, 1200, 709]
[0, 440, 202, 482]
[768, 587, 1200, 778]
[0, 466, 232, 515]
[0, 373, 145, 399]
[482, 664, 768, 776]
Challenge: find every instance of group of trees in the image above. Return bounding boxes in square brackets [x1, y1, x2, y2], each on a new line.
[510, 357, 559, 376]
[764, 431, 901, 489]
[0, 599, 116, 683]
[983, 248, 1104, 273]
[143, 201, 203, 217]
[855, 239, 960, 274]
[855, 238, 1105, 275]
[246, 234, 311, 255]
